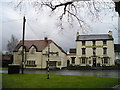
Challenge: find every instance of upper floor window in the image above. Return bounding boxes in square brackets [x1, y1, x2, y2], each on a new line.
[103, 40, 107, 46]
[93, 41, 96, 46]
[82, 41, 85, 46]
[115, 52, 120, 56]
[93, 48, 96, 56]
[82, 48, 86, 55]
[50, 52, 59, 56]
[103, 48, 107, 55]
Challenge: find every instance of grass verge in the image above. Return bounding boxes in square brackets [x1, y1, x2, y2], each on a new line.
[2, 73, 119, 88]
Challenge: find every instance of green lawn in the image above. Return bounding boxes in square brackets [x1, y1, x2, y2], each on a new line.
[2, 73, 119, 88]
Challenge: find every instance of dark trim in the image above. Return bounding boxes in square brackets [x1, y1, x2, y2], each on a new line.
[80, 56, 87, 58]
[52, 42, 67, 55]
[28, 44, 38, 52]
[76, 39, 113, 41]
[13, 51, 42, 52]
[13, 45, 26, 52]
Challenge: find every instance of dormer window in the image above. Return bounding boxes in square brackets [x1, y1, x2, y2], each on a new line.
[30, 49, 36, 54]
[18, 50, 22, 55]
[29, 46, 36, 54]
[18, 46, 25, 55]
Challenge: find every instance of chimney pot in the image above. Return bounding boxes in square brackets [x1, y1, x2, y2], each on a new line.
[44, 37, 48, 41]
[76, 32, 79, 40]
[108, 31, 112, 36]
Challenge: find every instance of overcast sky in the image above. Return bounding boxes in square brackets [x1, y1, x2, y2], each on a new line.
[1, 0, 119, 52]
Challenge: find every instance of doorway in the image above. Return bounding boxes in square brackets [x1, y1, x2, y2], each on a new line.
[93, 58, 96, 67]
[67, 60, 70, 66]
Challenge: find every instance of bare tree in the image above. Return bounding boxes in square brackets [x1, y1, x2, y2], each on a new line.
[7, 35, 18, 54]
[11, 0, 116, 33]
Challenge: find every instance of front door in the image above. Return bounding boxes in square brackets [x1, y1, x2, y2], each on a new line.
[93, 58, 96, 67]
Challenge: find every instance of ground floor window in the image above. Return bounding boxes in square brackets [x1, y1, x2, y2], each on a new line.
[81, 58, 86, 64]
[57, 61, 61, 66]
[104, 57, 108, 64]
[89, 60, 91, 64]
[27, 60, 36, 65]
[46, 61, 57, 69]
[47, 61, 56, 66]
[71, 57, 75, 64]
[26, 60, 36, 67]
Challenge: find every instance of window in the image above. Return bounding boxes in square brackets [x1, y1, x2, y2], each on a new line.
[27, 61, 36, 65]
[71, 57, 75, 64]
[50, 52, 59, 56]
[103, 40, 107, 46]
[47, 61, 56, 66]
[103, 48, 107, 55]
[82, 41, 85, 46]
[30, 48, 36, 54]
[81, 58, 85, 64]
[82, 48, 86, 55]
[18, 46, 26, 55]
[93, 48, 96, 56]
[115, 52, 120, 56]
[89, 60, 91, 64]
[93, 41, 96, 46]
[104, 57, 108, 64]
[18, 50, 22, 55]
[58, 61, 61, 66]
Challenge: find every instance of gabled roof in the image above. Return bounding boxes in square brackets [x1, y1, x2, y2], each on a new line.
[76, 34, 113, 41]
[114, 44, 120, 52]
[14, 39, 66, 54]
